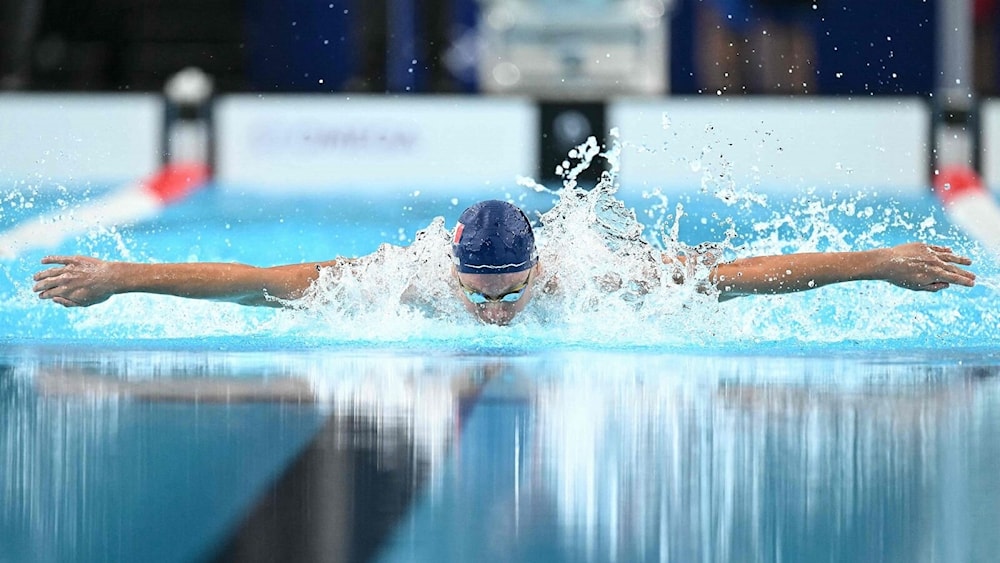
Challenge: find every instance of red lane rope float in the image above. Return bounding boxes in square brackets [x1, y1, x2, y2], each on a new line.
[0, 163, 210, 260]
[143, 162, 209, 205]
[933, 165, 1000, 259]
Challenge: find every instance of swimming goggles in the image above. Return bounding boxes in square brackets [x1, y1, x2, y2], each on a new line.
[458, 271, 532, 304]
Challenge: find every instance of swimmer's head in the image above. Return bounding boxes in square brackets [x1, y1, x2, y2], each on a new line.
[452, 200, 537, 274]
[451, 200, 539, 325]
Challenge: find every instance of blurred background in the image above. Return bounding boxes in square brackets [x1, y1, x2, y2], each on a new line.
[0, 0, 995, 97]
[3, 0, 1000, 219]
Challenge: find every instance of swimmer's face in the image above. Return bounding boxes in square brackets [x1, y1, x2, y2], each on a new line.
[453, 264, 540, 326]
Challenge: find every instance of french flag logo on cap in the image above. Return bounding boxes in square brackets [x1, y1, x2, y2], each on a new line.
[453, 222, 465, 245]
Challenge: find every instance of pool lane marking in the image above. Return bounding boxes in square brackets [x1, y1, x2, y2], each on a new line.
[933, 166, 1000, 259]
[210, 372, 495, 562]
[0, 163, 208, 260]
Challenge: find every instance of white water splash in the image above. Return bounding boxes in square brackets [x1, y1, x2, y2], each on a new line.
[4, 131, 997, 349]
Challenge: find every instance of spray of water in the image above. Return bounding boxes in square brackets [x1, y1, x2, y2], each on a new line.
[2, 130, 997, 349]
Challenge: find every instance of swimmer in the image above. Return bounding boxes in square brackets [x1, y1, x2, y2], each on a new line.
[31, 200, 976, 326]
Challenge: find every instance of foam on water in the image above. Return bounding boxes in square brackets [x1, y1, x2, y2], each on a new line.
[1, 132, 998, 350]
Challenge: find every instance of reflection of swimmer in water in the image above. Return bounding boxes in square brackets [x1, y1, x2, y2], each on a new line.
[32, 200, 976, 326]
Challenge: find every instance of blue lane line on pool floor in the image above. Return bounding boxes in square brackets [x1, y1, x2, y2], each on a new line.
[209, 377, 493, 563]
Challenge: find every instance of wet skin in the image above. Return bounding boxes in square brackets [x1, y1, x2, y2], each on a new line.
[31, 244, 974, 326]
[452, 264, 540, 326]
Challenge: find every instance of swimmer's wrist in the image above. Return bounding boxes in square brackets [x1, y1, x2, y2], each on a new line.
[108, 262, 138, 294]
[113, 262, 173, 295]
[857, 248, 890, 282]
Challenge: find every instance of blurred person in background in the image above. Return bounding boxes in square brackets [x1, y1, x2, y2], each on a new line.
[695, 0, 816, 94]
[753, 0, 816, 93]
[976, 0, 999, 95]
[345, 0, 461, 92]
[0, 0, 43, 89]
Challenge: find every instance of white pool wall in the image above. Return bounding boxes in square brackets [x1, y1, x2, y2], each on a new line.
[0, 94, 161, 186]
[609, 97, 928, 195]
[2, 93, 999, 196]
[214, 95, 539, 192]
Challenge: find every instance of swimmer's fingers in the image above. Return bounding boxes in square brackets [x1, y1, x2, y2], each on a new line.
[40, 255, 73, 265]
[33, 266, 58, 281]
[883, 243, 977, 291]
[33, 263, 67, 282]
[39, 255, 91, 267]
[936, 249, 973, 266]
[35, 255, 98, 283]
[935, 261, 977, 287]
[924, 244, 974, 266]
[50, 296, 82, 308]
[38, 285, 104, 307]
[33, 255, 114, 307]
[922, 282, 950, 292]
[33, 264, 74, 292]
[32, 275, 63, 293]
[913, 265, 974, 291]
[32, 264, 75, 295]
[36, 286, 63, 301]
[36, 288, 73, 306]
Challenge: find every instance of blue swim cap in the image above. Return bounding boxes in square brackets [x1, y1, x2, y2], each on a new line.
[452, 200, 537, 274]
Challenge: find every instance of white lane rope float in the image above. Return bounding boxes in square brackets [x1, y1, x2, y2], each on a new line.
[0, 162, 209, 260]
[933, 165, 1000, 260]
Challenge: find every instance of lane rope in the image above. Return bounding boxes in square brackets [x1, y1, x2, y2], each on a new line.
[0, 163, 209, 260]
[932, 165, 1000, 260]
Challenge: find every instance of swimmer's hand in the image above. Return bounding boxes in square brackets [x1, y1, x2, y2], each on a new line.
[33, 256, 118, 307]
[713, 242, 975, 300]
[876, 242, 976, 291]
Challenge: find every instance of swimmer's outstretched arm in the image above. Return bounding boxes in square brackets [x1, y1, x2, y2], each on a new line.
[33, 255, 342, 307]
[712, 242, 975, 301]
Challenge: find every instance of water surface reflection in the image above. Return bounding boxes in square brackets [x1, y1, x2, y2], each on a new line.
[1, 346, 998, 563]
[383, 352, 1000, 563]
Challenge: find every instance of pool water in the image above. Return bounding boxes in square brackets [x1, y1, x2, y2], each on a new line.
[3, 346, 1000, 562]
[2, 175, 1000, 561]
[3, 181, 998, 348]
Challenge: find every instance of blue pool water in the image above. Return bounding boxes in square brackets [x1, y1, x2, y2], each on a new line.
[3, 182, 998, 349]
[2, 176, 1000, 562]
